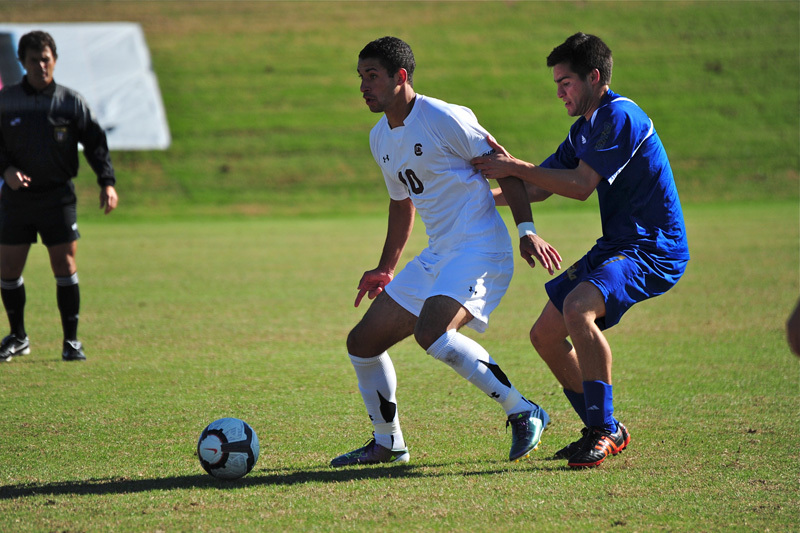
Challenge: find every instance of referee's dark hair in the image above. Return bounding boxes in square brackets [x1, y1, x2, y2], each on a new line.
[17, 30, 58, 63]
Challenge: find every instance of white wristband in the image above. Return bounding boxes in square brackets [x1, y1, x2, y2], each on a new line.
[517, 222, 537, 238]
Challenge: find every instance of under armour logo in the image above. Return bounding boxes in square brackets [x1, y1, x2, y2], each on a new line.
[10, 117, 21, 126]
[382, 155, 390, 163]
[587, 405, 600, 411]
[490, 392, 500, 399]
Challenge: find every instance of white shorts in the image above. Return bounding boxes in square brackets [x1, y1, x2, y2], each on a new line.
[385, 247, 514, 333]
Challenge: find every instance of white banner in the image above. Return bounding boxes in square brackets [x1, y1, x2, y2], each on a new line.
[0, 23, 171, 150]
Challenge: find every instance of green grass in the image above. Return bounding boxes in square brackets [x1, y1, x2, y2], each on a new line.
[0, 201, 796, 531]
[0, 1, 797, 531]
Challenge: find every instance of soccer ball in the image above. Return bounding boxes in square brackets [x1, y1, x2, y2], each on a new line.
[197, 417, 260, 480]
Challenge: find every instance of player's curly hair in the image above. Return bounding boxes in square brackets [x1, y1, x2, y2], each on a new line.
[17, 31, 58, 62]
[547, 32, 612, 85]
[359, 36, 415, 87]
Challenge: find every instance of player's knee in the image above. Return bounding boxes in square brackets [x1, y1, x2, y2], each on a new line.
[530, 321, 560, 355]
[562, 295, 595, 331]
[529, 322, 544, 351]
[345, 326, 364, 356]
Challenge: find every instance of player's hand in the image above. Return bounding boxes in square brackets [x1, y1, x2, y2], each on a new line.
[354, 269, 393, 307]
[471, 135, 519, 181]
[3, 166, 31, 191]
[100, 185, 118, 214]
[520, 234, 562, 275]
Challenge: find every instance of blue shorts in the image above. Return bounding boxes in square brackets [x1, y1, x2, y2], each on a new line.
[545, 247, 687, 330]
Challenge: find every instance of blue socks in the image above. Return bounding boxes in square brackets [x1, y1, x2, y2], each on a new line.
[582, 380, 617, 432]
[565, 382, 619, 432]
[563, 388, 589, 427]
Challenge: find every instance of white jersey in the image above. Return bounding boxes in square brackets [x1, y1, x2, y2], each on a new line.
[369, 94, 512, 255]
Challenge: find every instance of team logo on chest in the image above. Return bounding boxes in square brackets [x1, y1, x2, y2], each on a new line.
[414, 143, 423, 156]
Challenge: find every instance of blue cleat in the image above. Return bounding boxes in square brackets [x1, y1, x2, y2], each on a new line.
[507, 404, 549, 461]
[330, 438, 409, 467]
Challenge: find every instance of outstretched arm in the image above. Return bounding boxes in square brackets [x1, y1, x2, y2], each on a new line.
[492, 181, 552, 206]
[473, 135, 602, 201]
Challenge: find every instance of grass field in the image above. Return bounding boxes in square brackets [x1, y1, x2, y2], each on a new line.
[0, 201, 796, 531]
[0, 1, 797, 531]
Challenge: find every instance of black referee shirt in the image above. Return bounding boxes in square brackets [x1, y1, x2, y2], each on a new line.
[0, 77, 116, 208]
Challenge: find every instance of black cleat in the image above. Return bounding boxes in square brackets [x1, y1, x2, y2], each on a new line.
[553, 426, 590, 460]
[0, 334, 30, 362]
[567, 422, 630, 468]
[62, 340, 86, 361]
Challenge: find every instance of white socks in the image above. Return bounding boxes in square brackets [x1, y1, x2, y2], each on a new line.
[349, 352, 405, 450]
[349, 332, 531, 452]
[426, 330, 530, 415]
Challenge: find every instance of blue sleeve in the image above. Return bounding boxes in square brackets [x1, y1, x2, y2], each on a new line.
[540, 131, 579, 170]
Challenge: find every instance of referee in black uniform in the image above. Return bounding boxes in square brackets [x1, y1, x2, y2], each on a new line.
[0, 31, 118, 362]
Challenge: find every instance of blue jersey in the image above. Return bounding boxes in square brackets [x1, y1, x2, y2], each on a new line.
[541, 89, 689, 261]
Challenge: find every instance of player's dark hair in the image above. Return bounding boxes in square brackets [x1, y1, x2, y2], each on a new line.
[359, 36, 415, 86]
[17, 31, 58, 62]
[547, 32, 612, 85]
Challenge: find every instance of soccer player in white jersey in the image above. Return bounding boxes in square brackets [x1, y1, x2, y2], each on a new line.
[330, 36, 562, 467]
[472, 33, 689, 468]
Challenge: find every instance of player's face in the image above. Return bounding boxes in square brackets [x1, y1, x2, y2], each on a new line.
[357, 58, 401, 114]
[22, 45, 56, 91]
[553, 63, 594, 119]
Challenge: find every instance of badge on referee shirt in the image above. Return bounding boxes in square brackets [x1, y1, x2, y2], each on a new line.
[54, 126, 69, 143]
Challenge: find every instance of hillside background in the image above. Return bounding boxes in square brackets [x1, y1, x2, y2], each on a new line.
[0, 1, 797, 219]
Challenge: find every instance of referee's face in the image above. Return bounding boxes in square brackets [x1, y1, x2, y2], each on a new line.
[22, 45, 56, 91]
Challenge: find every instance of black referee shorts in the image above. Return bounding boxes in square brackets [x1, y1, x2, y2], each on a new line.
[0, 201, 80, 246]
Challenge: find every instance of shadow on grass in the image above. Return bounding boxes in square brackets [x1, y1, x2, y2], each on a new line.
[0, 461, 567, 499]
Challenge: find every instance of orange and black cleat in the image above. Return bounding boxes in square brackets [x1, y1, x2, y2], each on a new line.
[567, 422, 630, 468]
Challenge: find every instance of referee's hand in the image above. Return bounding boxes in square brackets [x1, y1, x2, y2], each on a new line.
[100, 186, 118, 214]
[3, 166, 30, 190]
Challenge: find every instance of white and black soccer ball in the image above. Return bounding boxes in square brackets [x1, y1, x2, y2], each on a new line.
[197, 417, 260, 480]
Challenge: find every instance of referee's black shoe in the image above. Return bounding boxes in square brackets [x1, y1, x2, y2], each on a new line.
[62, 339, 86, 361]
[0, 334, 30, 362]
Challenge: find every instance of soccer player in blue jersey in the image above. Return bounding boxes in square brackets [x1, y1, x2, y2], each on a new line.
[472, 33, 690, 468]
